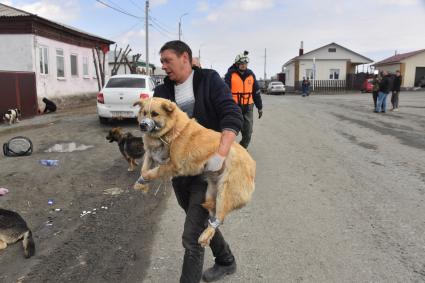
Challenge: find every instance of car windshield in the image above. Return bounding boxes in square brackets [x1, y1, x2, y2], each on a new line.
[271, 82, 283, 85]
[106, 78, 146, 88]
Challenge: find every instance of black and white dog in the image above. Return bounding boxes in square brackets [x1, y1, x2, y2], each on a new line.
[3, 109, 21, 125]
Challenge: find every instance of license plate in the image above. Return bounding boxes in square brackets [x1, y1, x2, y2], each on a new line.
[111, 111, 133, 118]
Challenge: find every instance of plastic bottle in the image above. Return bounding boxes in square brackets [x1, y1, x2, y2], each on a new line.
[39, 159, 59, 166]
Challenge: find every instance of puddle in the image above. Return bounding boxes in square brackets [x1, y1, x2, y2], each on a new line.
[45, 142, 94, 153]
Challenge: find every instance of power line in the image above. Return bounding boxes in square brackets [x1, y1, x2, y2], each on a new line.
[149, 15, 174, 32]
[150, 24, 172, 39]
[128, 0, 144, 11]
[149, 17, 175, 36]
[95, 0, 143, 19]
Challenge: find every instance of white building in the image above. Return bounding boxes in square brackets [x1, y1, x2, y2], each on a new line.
[283, 42, 373, 88]
[0, 3, 114, 100]
[374, 49, 425, 88]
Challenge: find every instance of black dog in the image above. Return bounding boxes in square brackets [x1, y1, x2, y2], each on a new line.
[42, 97, 57, 113]
[106, 127, 145, 171]
[0, 208, 35, 258]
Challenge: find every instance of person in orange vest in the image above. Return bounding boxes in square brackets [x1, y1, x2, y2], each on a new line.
[224, 51, 263, 149]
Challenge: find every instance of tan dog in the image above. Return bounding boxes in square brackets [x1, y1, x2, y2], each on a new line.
[133, 97, 255, 247]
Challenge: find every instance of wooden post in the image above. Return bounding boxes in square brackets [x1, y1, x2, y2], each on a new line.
[92, 48, 101, 91]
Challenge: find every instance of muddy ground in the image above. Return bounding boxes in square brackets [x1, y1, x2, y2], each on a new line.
[0, 101, 168, 282]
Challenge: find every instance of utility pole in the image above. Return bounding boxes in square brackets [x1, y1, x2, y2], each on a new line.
[264, 48, 267, 80]
[178, 13, 188, 41]
[145, 0, 149, 75]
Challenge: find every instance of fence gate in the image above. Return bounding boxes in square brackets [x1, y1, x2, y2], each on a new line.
[0, 71, 38, 118]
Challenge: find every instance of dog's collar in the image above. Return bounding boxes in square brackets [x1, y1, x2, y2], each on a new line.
[158, 119, 191, 146]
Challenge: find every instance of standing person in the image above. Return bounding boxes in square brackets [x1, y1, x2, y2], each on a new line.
[153, 40, 243, 283]
[224, 51, 263, 149]
[371, 73, 381, 109]
[391, 70, 402, 111]
[301, 77, 311, 97]
[375, 70, 391, 113]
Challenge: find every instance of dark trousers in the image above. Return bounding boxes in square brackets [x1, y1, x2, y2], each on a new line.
[172, 175, 235, 283]
[391, 91, 399, 109]
[372, 91, 379, 108]
[239, 104, 254, 149]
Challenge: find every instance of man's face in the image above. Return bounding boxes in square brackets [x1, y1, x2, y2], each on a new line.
[238, 63, 248, 72]
[160, 49, 189, 83]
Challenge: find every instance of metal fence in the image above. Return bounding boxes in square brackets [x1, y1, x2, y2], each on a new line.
[293, 73, 370, 94]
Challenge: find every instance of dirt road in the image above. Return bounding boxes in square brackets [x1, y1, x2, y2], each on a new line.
[1, 92, 425, 282]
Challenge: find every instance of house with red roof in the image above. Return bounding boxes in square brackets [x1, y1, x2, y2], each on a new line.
[374, 49, 425, 88]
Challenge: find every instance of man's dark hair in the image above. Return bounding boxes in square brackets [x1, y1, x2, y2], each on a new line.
[159, 40, 192, 63]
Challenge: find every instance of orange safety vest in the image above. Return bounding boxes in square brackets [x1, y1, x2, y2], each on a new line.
[231, 73, 254, 105]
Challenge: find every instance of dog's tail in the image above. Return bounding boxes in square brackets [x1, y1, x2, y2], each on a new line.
[22, 230, 35, 258]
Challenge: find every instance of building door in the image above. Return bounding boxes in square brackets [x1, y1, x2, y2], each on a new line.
[0, 71, 38, 118]
[414, 67, 425, 87]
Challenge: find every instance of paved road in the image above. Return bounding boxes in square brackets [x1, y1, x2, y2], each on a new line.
[1, 92, 425, 282]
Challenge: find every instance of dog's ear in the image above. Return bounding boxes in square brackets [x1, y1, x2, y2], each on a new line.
[161, 100, 176, 113]
[133, 99, 146, 109]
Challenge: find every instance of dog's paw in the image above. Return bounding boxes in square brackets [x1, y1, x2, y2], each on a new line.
[198, 227, 216, 247]
[133, 182, 150, 194]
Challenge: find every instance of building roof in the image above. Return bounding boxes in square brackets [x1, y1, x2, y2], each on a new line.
[0, 3, 114, 45]
[283, 42, 373, 66]
[374, 49, 425, 66]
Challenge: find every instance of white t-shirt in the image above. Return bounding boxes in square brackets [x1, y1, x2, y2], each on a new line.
[175, 70, 195, 117]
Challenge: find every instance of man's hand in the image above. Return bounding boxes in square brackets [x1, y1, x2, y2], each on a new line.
[258, 109, 263, 119]
[204, 153, 226, 172]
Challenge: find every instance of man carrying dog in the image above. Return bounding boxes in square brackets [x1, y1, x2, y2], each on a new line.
[153, 40, 243, 282]
[224, 51, 263, 149]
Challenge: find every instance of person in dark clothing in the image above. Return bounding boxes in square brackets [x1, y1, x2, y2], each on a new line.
[391, 70, 402, 111]
[42, 97, 57, 113]
[224, 51, 263, 149]
[375, 70, 391, 113]
[153, 40, 243, 283]
[371, 73, 381, 109]
[301, 77, 311, 97]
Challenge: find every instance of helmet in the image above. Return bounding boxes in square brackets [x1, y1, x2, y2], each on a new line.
[235, 50, 249, 64]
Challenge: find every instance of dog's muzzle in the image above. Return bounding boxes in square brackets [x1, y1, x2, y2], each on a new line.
[139, 118, 157, 132]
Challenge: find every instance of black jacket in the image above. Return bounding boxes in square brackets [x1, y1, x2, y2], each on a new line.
[224, 65, 263, 110]
[153, 67, 243, 134]
[379, 75, 391, 94]
[392, 75, 402, 91]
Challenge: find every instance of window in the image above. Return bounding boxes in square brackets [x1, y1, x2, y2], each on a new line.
[328, 48, 336, 52]
[105, 78, 146, 88]
[83, 56, 89, 77]
[70, 54, 78, 76]
[329, 69, 340, 80]
[56, 49, 65, 78]
[39, 46, 49, 74]
[306, 69, 314, 80]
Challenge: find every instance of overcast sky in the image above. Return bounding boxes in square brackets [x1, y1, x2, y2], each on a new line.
[3, 0, 425, 78]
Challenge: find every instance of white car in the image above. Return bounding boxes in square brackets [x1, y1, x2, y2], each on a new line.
[97, 74, 155, 124]
[267, 81, 286, 95]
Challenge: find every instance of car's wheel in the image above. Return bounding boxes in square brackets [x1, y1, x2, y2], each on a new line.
[282, 92, 286, 95]
[99, 117, 108, 124]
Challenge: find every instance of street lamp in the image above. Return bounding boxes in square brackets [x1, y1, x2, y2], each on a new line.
[178, 13, 188, 40]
